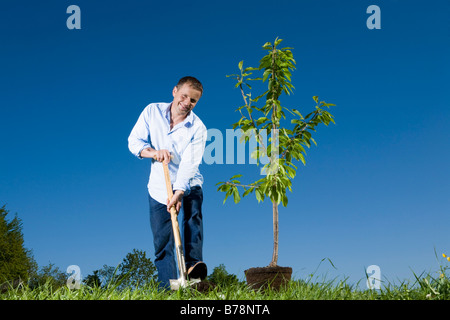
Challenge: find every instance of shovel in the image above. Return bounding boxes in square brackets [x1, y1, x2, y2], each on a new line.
[160, 160, 201, 290]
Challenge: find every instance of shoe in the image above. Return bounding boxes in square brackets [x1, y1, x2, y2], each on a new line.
[187, 261, 207, 280]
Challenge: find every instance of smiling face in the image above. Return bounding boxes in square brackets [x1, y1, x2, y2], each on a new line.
[171, 83, 202, 117]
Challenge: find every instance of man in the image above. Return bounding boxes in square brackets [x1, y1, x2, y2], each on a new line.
[128, 76, 208, 289]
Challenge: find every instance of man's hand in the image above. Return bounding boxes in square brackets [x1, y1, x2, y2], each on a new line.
[167, 190, 184, 214]
[140, 147, 171, 163]
[154, 149, 172, 163]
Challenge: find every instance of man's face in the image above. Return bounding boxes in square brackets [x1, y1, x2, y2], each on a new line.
[172, 83, 202, 116]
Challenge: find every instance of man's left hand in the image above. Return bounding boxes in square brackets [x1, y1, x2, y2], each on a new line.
[167, 190, 184, 214]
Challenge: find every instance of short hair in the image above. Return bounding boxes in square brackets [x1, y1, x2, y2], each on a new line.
[176, 76, 203, 95]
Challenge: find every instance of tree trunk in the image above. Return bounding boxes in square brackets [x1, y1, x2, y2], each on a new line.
[268, 45, 279, 268]
[269, 201, 279, 267]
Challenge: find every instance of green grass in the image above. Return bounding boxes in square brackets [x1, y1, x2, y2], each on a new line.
[1, 270, 448, 300]
[2, 252, 449, 300]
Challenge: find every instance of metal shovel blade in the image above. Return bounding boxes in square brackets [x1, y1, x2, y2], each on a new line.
[169, 244, 201, 290]
[170, 277, 201, 290]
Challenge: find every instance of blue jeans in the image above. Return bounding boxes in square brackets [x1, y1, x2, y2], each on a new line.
[149, 186, 203, 289]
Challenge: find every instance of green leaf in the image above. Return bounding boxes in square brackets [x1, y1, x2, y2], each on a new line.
[262, 42, 272, 50]
[223, 188, 232, 204]
[255, 188, 262, 202]
[244, 66, 260, 72]
[281, 193, 288, 207]
[313, 96, 319, 103]
[262, 70, 271, 82]
[251, 90, 269, 103]
[232, 187, 241, 203]
[291, 119, 304, 125]
[256, 117, 268, 126]
[304, 111, 315, 120]
[298, 152, 306, 165]
[285, 165, 297, 178]
[238, 60, 243, 71]
[242, 188, 251, 197]
[274, 38, 283, 47]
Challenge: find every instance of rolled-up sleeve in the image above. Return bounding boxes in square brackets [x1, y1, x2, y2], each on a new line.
[128, 106, 152, 159]
[172, 124, 207, 192]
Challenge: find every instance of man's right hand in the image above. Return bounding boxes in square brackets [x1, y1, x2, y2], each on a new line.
[140, 148, 171, 163]
[153, 149, 171, 163]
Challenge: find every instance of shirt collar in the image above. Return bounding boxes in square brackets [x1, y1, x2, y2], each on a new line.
[164, 102, 194, 127]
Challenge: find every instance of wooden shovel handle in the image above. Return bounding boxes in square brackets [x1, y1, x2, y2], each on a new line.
[152, 156, 178, 215]
[152, 155, 186, 279]
[161, 162, 183, 249]
[151, 154, 174, 199]
[162, 162, 174, 201]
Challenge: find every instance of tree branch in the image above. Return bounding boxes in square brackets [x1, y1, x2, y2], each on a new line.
[279, 111, 320, 159]
[224, 181, 259, 189]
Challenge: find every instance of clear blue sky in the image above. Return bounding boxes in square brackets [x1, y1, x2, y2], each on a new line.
[1, 0, 449, 288]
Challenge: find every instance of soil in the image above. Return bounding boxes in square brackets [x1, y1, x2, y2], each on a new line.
[191, 280, 216, 293]
[245, 266, 292, 291]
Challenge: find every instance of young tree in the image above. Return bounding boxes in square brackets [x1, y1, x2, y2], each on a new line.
[217, 38, 336, 267]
